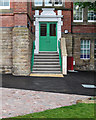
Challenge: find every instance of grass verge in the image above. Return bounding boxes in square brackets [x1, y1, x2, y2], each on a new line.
[11, 103, 95, 119]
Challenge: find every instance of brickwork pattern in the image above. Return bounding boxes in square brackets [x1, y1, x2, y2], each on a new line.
[0, 16, 14, 27]
[73, 25, 96, 34]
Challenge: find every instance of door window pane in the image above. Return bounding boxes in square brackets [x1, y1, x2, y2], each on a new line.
[50, 24, 56, 36]
[40, 24, 47, 36]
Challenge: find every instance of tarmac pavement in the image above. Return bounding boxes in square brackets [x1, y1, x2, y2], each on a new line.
[0, 71, 95, 118]
[1, 71, 95, 96]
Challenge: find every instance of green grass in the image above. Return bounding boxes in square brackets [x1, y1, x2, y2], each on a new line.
[12, 103, 95, 119]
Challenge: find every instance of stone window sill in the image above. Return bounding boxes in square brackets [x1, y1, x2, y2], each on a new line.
[0, 9, 13, 14]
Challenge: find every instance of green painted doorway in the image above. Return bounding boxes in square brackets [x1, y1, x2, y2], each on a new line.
[39, 22, 57, 51]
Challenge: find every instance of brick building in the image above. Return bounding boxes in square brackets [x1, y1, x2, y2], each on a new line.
[0, 0, 96, 76]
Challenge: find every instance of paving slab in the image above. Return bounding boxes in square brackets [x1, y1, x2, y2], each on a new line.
[1, 87, 90, 118]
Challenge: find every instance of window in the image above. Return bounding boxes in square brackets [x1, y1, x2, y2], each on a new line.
[73, 4, 83, 22]
[88, 10, 96, 22]
[94, 40, 96, 59]
[34, 0, 43, 6]
[80, 40, 90, 59]
[45, 0, 52, 6]
[54, 0, 62, 6]
[34, 0, 63, 6]
[0, 0, 10, 9]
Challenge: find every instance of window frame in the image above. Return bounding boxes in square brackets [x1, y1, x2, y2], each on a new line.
[73, 4, 83, 22]
[0, 0, 10, 9]
[80, 40, 90, 60]
[88, 10, 96, 22]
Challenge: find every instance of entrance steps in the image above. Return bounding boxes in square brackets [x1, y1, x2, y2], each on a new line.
[31, 52, 62, 76]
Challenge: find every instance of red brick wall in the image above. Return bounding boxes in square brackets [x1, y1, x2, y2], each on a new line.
[65, 2, 72, 9]
[13, 2, 27, 13]
[62, 10, 72, 33]
[0, 16, 14, 27]
[14, 14, 27, 26]
[1, 1, 96, 34]
[0, 1, 32, 28]
[72, 25, 96, 33]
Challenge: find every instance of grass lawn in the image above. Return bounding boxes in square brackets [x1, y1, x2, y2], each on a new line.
[13, 103, 95, 118]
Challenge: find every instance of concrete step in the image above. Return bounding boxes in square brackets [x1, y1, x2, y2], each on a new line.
[34, 59, 59, 62]
[34, 56, 59, 59]
[32, 71, 61, 74]
[32, 52, 61, 74]
[34, 62, 60, 65]
[34, 54, 59, 56]
[32, 68, 61, 71]
[39, 52, 58, 54]
[33, 65, 60, 68]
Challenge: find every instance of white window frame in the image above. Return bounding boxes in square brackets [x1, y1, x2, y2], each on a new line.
[73, 4, 83, 22]
[0, 0, 10, 9]
[94, 40, 96, 59]
[80, 40, 90, 60]
[88, 10, 96, 22]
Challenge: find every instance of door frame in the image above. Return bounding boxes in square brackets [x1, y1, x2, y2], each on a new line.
[34, 8, 63, 54]
[39, 22, 57, 52]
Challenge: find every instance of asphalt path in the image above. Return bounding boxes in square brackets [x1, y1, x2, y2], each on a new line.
[1, 71, 96, 96]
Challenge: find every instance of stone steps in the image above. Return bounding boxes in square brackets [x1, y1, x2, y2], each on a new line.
[33, 65, 60, 68]
[32, 71, 61, 74]
[32, 52, 61, 74]
[34, 62, 60, 65]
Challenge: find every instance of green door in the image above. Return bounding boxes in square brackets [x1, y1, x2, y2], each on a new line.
[39, 22, 57, 51]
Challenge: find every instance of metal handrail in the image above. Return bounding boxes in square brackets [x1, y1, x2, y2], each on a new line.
[58, 39, 62, 71]
[31, 41, 35, 71]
